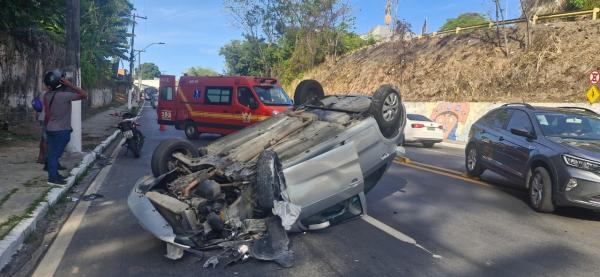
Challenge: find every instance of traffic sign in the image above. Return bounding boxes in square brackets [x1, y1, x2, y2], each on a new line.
[590, 69, 599, 85]
[587, 85, 599, 104]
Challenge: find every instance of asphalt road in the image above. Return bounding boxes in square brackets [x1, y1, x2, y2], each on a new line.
[37, 107, 600, 277]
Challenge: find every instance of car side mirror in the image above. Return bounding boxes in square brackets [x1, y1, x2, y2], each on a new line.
[511, 128, 536, 139]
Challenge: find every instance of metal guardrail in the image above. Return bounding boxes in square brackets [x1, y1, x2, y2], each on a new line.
[418, 7, 600, 39]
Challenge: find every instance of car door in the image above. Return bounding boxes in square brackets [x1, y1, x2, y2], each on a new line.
[202, 87, 236, 132]
[281, 141, 364, 220]
[476, 109, 512, 170]
[232, 86, 259, 127]
[498, 109, 536, 181]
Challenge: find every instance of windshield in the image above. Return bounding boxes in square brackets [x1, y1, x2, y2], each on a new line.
[535, 112, 600, 140]
[253, 86, 292, 106]
[407, 114, 432, 122]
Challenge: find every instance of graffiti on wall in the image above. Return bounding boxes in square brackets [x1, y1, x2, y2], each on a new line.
[430, 103, 470, 140]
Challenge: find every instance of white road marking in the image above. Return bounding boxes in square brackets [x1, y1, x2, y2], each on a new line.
[362, 215, 442, 259]
[32, 139, 125, 277]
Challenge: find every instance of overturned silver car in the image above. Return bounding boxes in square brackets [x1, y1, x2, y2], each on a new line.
[128, 80, 406, 267]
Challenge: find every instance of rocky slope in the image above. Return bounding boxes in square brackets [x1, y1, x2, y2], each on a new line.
[289, 20, 599, 102]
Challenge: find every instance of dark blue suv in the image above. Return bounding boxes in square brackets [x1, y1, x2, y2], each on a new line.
[466, 104, 600, 212]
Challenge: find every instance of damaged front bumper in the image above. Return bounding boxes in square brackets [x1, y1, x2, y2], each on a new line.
[127, 174, 191, 259]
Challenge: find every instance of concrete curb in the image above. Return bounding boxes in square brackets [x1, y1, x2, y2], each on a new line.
[0, 102, 144, 270]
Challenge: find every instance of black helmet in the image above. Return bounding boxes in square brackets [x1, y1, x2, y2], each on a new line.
[43, 69, 64, 90]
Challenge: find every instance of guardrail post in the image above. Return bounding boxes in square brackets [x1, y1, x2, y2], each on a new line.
[532, 14, 538, 25]
[455, 27, 461, 34]
[593, 7, 599, 20]
[432, 32, 437, 37]
[488, 22, 494, 29]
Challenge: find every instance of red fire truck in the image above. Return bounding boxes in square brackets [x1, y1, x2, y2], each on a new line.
[157, 75, 293, 139]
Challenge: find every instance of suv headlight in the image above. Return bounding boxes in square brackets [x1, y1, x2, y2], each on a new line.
[562, 154, 600, 173]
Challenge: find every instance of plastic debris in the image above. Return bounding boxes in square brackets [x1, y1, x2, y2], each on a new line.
[82, 193, 104, 201]
[203, 256, 219, 268]
[272, 201, 301, 231]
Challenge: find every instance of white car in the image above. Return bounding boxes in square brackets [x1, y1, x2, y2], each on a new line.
[402, 114, 444, 147]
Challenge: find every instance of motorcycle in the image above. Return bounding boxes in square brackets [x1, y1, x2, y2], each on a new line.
[116, 112, 144, 158]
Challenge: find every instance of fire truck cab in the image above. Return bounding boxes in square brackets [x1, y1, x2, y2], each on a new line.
[157, 75, 292, 138]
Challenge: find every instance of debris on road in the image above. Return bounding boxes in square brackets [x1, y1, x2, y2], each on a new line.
[81, 193, 103, 201]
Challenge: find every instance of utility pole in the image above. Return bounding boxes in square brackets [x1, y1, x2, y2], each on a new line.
[128, 12, 147, 110]
[65, 0, 81, 152]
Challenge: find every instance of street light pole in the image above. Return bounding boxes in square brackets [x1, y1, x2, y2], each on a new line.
[132, 42, 165, 108]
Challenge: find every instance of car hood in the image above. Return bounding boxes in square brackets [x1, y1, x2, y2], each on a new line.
[552, 138, 600, 161]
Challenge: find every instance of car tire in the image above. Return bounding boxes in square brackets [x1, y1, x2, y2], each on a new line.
[465, 144, 485, 177]
[293, 79, 324, 108]
[529, 167, 555, 213]
[422, 142, 434, 148]
[255, 150, 284, 211]
[151, 139, 199, 177]
[184, 124, 200, 140]
[369, 85, 402, 139]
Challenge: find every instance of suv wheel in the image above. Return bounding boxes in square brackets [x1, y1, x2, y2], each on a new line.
[151, 139, 199, 177]
[293, 80, 325, 108]
[369, 85, 402, 138]
[465, 145, 485, 177]
[529, 167, 555, 212]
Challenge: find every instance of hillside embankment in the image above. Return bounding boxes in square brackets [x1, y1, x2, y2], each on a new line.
[289, 20, 600, 103]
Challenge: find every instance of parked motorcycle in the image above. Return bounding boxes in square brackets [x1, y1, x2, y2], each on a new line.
[117, 112, 144, 158]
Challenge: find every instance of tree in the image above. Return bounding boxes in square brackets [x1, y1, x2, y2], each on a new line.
[439, 13, 488, 31]
[566, 0, 600, 10]
[184, 66, 219, 76]
[135, 62, 161, 79]
[1, 0, 133, 87]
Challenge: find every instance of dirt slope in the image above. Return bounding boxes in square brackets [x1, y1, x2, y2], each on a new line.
[289, 20, 600, 102]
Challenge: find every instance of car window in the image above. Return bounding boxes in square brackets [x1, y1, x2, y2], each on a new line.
[159, 86, 173, 101]
[237, 87, 257, 107]
[506, 110, 534, 133]
[535, 112, 600, 140]
[205, 87, 231, 105]
[253, 86, 292, 106]
[407, 114, 431, 121]
[481, 109, 512, 129]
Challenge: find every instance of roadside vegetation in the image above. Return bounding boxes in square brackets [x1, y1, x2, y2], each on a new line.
[0, 0, 133, 88]
[183, 66, 220, 76]
[220, 0, 374, 86]
[439, 13, 489, 31]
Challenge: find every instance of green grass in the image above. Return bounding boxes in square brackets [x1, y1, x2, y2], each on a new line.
[0, 187, 52, 240]
[0, 188, 19, 208]
[0, 131, 37, 142]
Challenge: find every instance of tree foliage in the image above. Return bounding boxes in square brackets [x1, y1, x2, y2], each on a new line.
[221, 0, 370, 85]
[0, 0, 133, 88]
[184, 66, 219, 76]
[135, 62, 161, 79]
[566, 0, 600, 10]
[439, 13, 489, 31]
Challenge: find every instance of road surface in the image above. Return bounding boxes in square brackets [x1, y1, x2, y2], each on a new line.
[33, 107, 600, 277]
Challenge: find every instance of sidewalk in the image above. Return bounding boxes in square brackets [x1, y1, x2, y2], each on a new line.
[0, 105, 129, 241]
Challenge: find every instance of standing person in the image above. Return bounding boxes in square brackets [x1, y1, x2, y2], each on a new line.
[43, 69, 87, 185]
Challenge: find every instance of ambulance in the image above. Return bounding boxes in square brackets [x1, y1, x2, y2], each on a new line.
[157, 75, 293, 138]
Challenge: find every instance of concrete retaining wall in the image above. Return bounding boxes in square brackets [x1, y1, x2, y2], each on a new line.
[404, 102, 600, 142]
[0, 30, 114, 127]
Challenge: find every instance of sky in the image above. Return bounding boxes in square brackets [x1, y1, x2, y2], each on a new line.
[131, 0, 522, 77]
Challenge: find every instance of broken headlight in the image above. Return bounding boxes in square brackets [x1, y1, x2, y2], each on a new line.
[562, 154, 600, 173]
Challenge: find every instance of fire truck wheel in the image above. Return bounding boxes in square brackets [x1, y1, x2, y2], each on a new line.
[185, 124, 200, 140]
[293, 79, 324, 108]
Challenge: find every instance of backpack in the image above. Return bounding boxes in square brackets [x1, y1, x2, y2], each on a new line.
[31, 96, 43, 112]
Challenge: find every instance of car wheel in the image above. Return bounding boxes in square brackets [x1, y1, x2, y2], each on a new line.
[293, 79, 324, 108]
[151, 139, 199, 177]
[184, 124, 200, 140]
[422, 142, 434, 148]
[465, 144, 485, 177]
[369, 85, 402, 139]
[529, 167, 555, 213]
[255, 150, 284, 212]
